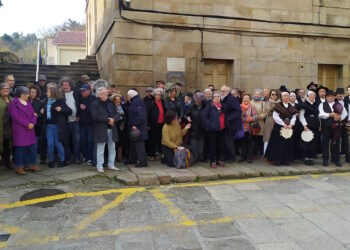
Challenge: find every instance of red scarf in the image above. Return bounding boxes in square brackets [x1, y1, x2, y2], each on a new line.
[213, 102, 225, 130]
[155, 99, 164, 123]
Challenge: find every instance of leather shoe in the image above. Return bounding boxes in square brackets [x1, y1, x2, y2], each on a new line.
[335, 162, 342, 168]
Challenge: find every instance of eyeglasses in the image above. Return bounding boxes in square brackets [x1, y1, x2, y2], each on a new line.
[271, 93, 277, 96]
[1, 87, 10, 90]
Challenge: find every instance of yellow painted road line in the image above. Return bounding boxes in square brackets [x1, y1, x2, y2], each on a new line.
[0, 187, 146, 210]
[150, 189, 196, 226]
[68, 190, 138, 240]
[332, 172, 350, 177]
[0, 213, 262, 248]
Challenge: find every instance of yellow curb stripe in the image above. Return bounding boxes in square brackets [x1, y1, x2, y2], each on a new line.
[0, 187, 146, 210]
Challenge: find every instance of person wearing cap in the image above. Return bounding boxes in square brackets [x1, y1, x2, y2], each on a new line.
[335, 88, 350, 162]
[155, 80, 165, 90]
[319, 90, 347, 167]
[265, 91, 298, 165]
[299, 90, 319, 166]
[307, 82, 318, 91]
[147, 88, 167, 159]
[126, 89, 148, 167]
[175, 82, 185, 106]
[75, 75, 90, 93]
[183, 92, 193, 115]
[143, 87, 154, 156]
[8, 87, 39, 175]
[37, 74, 47, 100]
[316, 86, 327, 105]
[78, 84, 96, 165]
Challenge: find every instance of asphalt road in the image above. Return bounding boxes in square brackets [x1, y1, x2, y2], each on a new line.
[1, 173, 350, 249]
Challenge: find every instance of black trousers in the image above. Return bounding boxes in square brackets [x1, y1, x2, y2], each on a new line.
[224, 129, 236, 161]
[340, 125, 350, 161]
[252, 135, 263, 156]
[162, 145, 175, 167]
[1, 138, 11, 164]
[241, 132, 253, 161]
[149, 124, 163, 157]
[322, 126, 340, 163]
[129, 140, 147, 165]
[207, 131, 225, 164]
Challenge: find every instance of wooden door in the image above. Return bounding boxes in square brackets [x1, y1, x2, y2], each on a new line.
[204, 60, 232, 90]
[318, 64, 342, 90]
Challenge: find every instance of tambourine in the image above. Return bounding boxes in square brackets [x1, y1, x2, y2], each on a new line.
[280, 127, 293, 139]
[301, 130, 314, 142]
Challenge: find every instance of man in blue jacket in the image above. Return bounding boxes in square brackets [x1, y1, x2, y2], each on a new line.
[126, 89, 148, 167]
[221, 85, 242, 163]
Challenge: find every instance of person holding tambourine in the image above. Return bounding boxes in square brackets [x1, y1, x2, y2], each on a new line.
[265, 91, 298, 166]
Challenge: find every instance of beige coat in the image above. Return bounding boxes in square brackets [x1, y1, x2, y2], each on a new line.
[251, 100, 267, 136]
[263, 99, 280, 142]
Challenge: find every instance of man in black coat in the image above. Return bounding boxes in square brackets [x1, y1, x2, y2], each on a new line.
[220, 85, 242, 162]
[91, 86, 120, 173]
[143, 87, 154, 156]
[78, 84, 96, 165]
[126, 89, 148, 167]
[336, 88, 350, 163]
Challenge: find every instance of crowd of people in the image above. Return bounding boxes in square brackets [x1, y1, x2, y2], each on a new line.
[1, 73, 350, 175]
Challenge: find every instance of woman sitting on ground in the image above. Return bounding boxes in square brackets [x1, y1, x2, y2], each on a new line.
[161, 111, 191, 167]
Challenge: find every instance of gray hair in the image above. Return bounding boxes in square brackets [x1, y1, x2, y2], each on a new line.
[94, 79, 109, 92]
[96, 87, 108, 97]
[193, 92, 205, 103]
[15, 86, 29, 98]
[0, 82, 10, 89]
[253, 89, 263, 95]
[153, 88, 164, 96]
[204, 88, 212, 93]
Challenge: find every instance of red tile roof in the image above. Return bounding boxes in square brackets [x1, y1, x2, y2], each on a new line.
[52, 31, 86, 46]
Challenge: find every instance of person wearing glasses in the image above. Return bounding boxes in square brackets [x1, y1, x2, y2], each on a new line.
[8, 87, 39, 175]
[0, 83, 13, 170]
[202, 91, 226, 169]
[263, 89, 280, 155]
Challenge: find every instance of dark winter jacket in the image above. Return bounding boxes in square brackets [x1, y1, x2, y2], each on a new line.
[221, 94, 242, 132]
[30, 98, 44, 136]
[186, 104, 204, 139]
[78, 94, 96, 127]
[165, 97, 183, 118]
[128, 95, 148, 141]
[201, 101, 224, 132]
[43, 98, 72, 143]
[91, 99, 120, 143]
[148, 99, 167, 127]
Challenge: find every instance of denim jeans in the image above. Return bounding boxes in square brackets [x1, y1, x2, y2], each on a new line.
[65, 121, 80, 161]
[80, 126, 94, 161]
[46, 124, 65, 162]
[15, 144, 37, 169]
[96, 129, 116, 169]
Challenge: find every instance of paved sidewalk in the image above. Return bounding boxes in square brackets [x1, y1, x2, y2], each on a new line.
[1, 158, 350, 188]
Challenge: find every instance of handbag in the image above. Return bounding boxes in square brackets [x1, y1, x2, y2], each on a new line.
[130, 127, 141, 141]
[234, 123, 245, 139]
[250, 106, 261, 135]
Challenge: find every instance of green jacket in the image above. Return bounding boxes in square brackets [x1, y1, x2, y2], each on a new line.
[0, 96, 13, 153]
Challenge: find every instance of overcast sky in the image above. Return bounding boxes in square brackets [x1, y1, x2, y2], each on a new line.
[0, 0, 86, 36]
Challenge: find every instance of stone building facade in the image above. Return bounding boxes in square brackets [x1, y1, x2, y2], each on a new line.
[86, 0, 350, 93]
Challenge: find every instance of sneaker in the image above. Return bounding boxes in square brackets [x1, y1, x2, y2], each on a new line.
[108, 166, 120, 171]
[97, 167, 104, 173]
[82, 160, 92, 166]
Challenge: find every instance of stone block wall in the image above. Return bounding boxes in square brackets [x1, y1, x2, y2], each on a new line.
[87, 0, 350, 94]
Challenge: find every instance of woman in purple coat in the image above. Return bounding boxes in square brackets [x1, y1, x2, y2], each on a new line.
[8, 87, 39, 175]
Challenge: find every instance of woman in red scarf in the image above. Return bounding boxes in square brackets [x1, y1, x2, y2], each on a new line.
[201, 91, 226, 169]
[240, 94, 258, 163]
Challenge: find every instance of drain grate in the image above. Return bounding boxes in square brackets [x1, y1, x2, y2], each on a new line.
[20, 189, 66, 208]
[0, 234, 10, 242]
